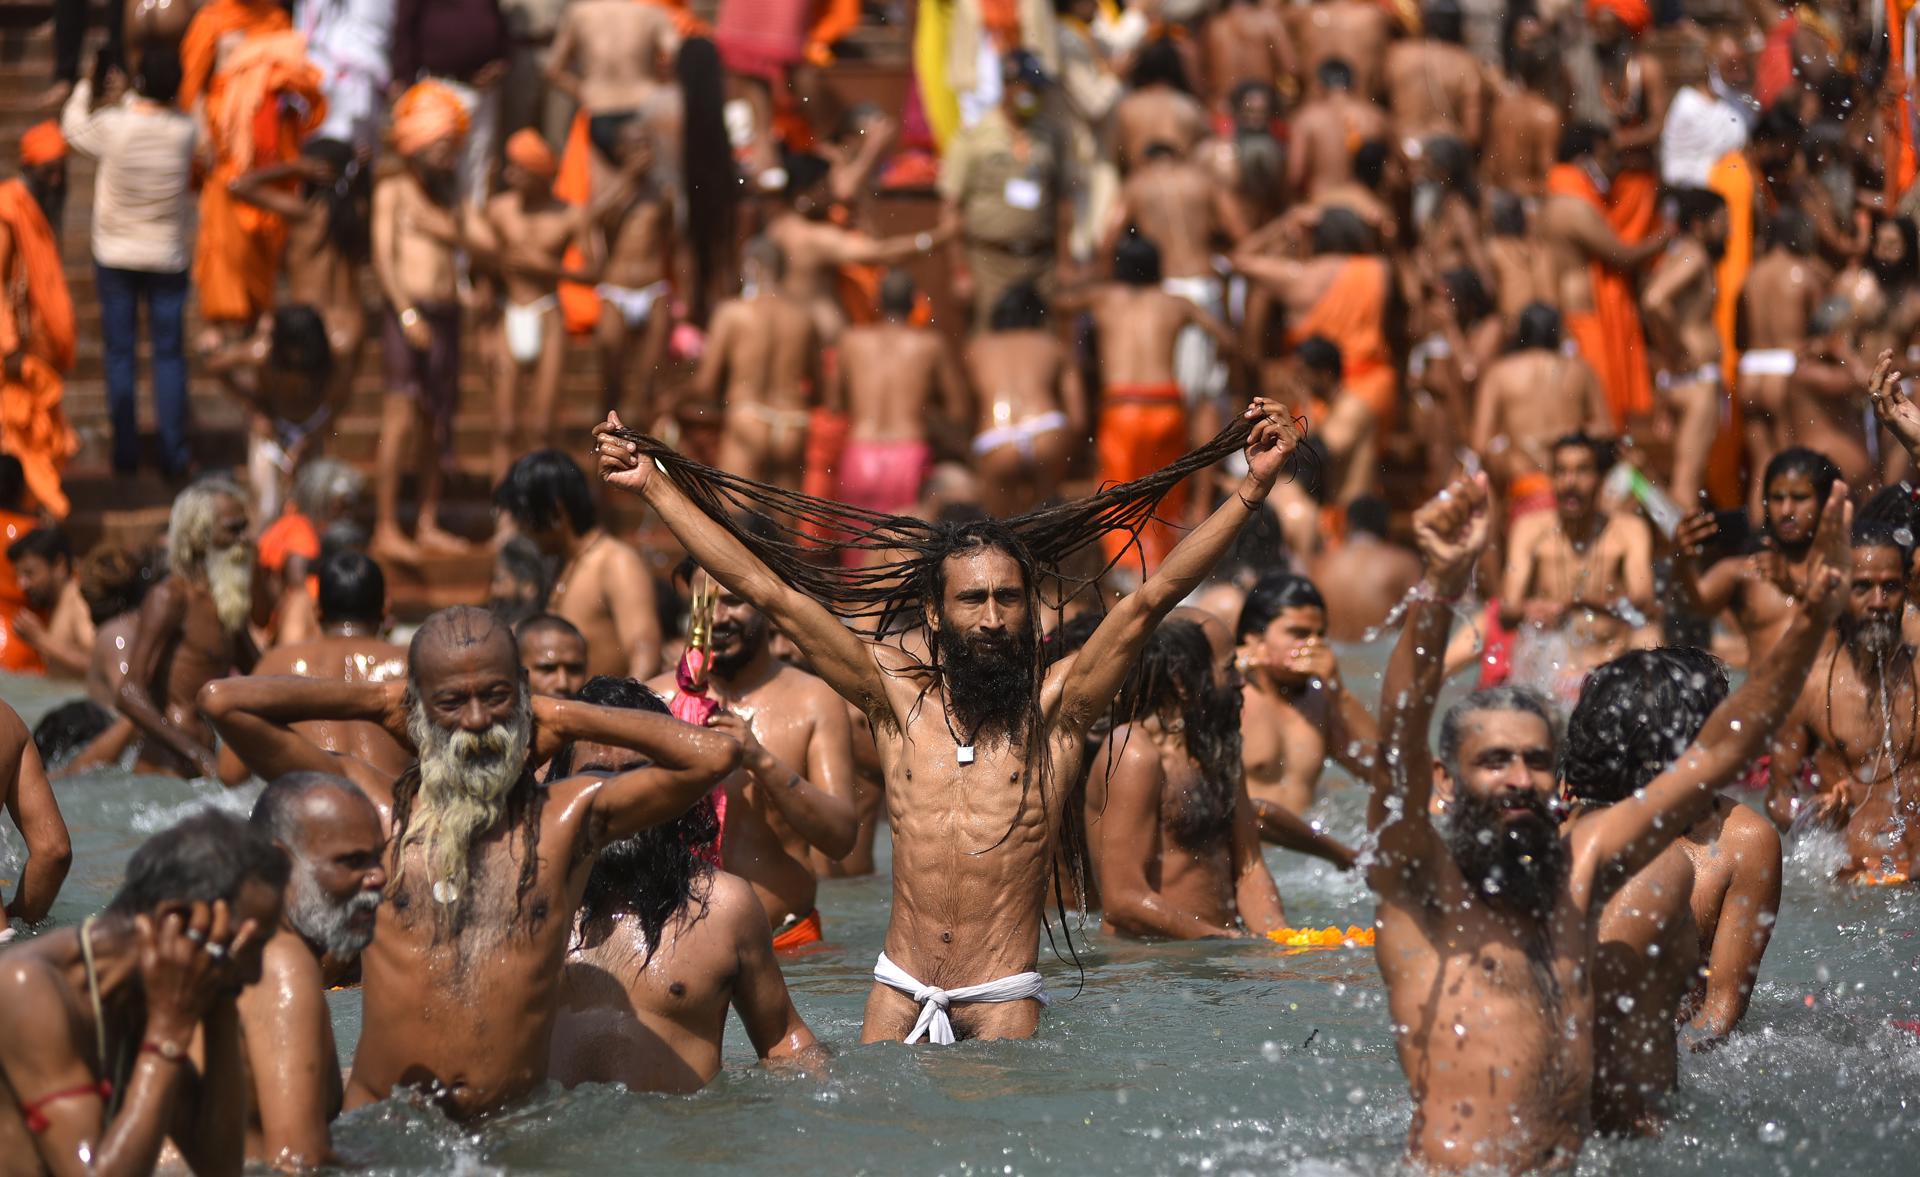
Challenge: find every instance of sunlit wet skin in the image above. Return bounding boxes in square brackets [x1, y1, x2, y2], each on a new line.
[1588, 841, 1700, 1136]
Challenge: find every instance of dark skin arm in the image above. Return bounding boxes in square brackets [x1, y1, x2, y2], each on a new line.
[1686, 809, 1782, 1044]
[174, 998, 247, 1177]
[1229, 778, 1288, 935]
[1670, 512, 1745, 618]
[2, 705, 71, 924]
[730, 901, 824, 1064]
[117, 579, 219, 777]
[708, 700, 858, 859]
[197, 677, 400, 798]
[549, 700, 744, 845]
[235, 948, 336, 1169]
[225, 160, 319, 221]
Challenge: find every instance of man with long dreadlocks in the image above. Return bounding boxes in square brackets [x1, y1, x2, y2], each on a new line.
[198, 605, 742, 1117]
[548, 676, 821, 1093]
[593, 396, 1304, 1044]
[1086, 614, 1286, 939]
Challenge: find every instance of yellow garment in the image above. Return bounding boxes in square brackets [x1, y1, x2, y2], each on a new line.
[915, 0, 960, 150]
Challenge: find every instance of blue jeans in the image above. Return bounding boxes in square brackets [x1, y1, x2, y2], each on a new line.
[95, 263, 189, 475]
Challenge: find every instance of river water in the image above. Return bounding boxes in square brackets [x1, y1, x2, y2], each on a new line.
[3, 658, 1917, 1175]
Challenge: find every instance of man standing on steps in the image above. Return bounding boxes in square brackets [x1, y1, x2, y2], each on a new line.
[61, 50, 199, 481]
[0, 132, 78, 520]
[371, 81, 473, 564]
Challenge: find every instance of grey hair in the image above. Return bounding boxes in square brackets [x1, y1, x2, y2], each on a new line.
[291, 459, 366, 523]
[1437, 686, 1562, 778]
[167, 476, 247, 576]
[249, 771, 370, 850]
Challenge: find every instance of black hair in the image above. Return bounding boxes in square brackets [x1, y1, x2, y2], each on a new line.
[1513, 301, 1562, 351]
[1556, 122, 1610, 164]
[1443, 266, 1493, 326]
[0, 455, 24, 511]
[1425, 0, 1465, 44]
[1853, 484, 1919, 569]
[1436, 685, 1560, 778]
[1296, 334, 1344, 380]
[878, 269, 916, 319]
[298, 137, 369, 261]
[1563, 648, 1729, 805]
[1111, 620, 1240, 848]
[107, 808, 290, 916]
[1491, 191, 1527, 237]
[1235, 572, 1327, 644]
[31, 700, 112, 771]
[1673, 188, 1728, 234]
[1353, 139, 1390, 190]
[1552, 431, 1615, 471]
[1318, 58, 1355, 91]
[79, 544, 158, 624]
[782, 151, 831, 204]
[681, 34, 736, 326]
[1312, 206, 1371, 255]
[1347, 496, 1391, 539]
[990, 281, 1049, 331]
[1426, 136, 1478, 207]
[514, 612, 586, 645]
[1045, 610, 1104, 666]
[1114, 233, 1163, 286]
[1131, 37, 1191, 93]
[135, 45, 182, 104]
[316, 548, 385, 628]
[1753, 105, 1803, 149]
[494, 449, 599, 535]
[6, 526, 71, 568]
[1868, 214, 1920, 294]
[1760, 446, 1840, 532]
[269, 304, 335, 378]
[563, 676, 719, 966]
[488, 535, 554, 626]
[1142, 140, 1181, 163]
[251, 771, 368, 848]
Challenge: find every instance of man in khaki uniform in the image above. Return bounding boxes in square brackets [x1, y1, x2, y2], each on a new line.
[940, 50, 1072, 327]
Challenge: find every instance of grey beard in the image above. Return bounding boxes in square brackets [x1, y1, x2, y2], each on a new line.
[1847, 614, 1903, 662]
[403, 685, 533, 915]
[205, 543, 255, 634]
[287, 866, 381, 959]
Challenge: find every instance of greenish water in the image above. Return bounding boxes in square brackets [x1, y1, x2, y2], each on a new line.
[4, 665, 1918, 1176]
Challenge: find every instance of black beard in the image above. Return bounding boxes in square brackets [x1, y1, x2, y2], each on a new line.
[708, 619, 768, 680]
[1167, 675, 1244, 849]
[1446, 789, 1568, 923]
[422, 169, 458, 206]
[1869, 253, 1914, 296]
[937, 622, 1037, 747]
[1705, 236, 1729, 262]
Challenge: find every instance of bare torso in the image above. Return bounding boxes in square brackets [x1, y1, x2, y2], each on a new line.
[562, 0, 674, 113]
[377, 172, 458, 307]
[485, 191, 579, 306]
[1800, 650, 1920, 879]
[1297, 1, 1393, 100]
[550, 533, 656, 681]
[840, 324, 944, 444]
[1240, 680, 1332, 816]
[1290, 94, 1386, 200]
[1489, 236, 1558, 323]
[964, 330, 1071, 434]
[1122, 161, 1227, 279]
[1091, 287, 1193, 386]
[1309, 537, 1423, 640]
[253, 635, 410, 794]
[1383, 41, 1482, 146]
[1085, 724, 1236, 933]
[1482, 88, 1558, 198]
[1479, 351, 1604, 482]
[1114, 88, 1209, 169]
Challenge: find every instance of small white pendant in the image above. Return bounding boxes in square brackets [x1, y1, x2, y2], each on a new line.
[957, 744, 976, 766]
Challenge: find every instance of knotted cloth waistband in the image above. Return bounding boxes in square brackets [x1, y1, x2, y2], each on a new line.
[873, 952, 1049, 1045]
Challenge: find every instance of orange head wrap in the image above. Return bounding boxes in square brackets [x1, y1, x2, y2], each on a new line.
[1587, 0, 1652, 37]
[18, 122, 67, 167]
[504, 129, 557, 182]
[390, 81, 470, 158]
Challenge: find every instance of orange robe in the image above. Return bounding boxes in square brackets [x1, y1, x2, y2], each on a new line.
[0, 179, 79, 520]
[1607, 169, 1659, 245]
[183, 10, 325, 323]
[1547, 163, 1653, 429]
[1285, 257, 1397, 428]
[0, 510, 47, 673]
[1098, 384, 1188, 575]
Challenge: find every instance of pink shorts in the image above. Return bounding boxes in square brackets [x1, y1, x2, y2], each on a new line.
[837, 439, 931, 516]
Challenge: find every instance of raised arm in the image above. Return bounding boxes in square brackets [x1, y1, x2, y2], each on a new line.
[594, 414, 895, 724]
[1051, 402, 1302, 731]
[226, 161, 314, 221]
[1669, 513, 1745, 619]
[1573, 486, 1850, 895]
[1, 705, 70, 924]
[549, 700, 743, 845]
[1864, 349, 1920, 467]
[1367, 474, 1491, 885]
[197, 677, 403, 797]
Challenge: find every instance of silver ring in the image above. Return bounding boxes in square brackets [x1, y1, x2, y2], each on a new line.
[203, 942, 228, 960]
[184, 928, 207, 945]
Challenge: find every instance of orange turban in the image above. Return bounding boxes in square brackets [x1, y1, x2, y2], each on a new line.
[390, 81, 470, 157]
[504, 129, 557, 182]
[18, 122, 66, 166]
[1587, 0, 1651, 37]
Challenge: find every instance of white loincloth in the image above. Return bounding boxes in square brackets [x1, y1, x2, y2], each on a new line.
[873, 952, 1049, 1045]
[1737, 349, 1796, 377]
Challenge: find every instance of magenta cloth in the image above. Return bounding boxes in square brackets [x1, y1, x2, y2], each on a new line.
[837, 438, 931, 515]
[713, 0, 810, 80]
[672, 648, 720, 725]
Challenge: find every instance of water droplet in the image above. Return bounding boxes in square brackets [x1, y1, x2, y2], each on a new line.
[1758, 1121, 1788, 1145]
[1452, 1022, 1467, 1037]
[1616, 995, 1636, 1013]
[1261, 1040, 1282, 1063]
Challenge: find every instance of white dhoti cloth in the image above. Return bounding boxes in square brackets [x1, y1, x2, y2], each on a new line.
[1163, 273, 1227, 409]
[873, 952, 1049, 1045]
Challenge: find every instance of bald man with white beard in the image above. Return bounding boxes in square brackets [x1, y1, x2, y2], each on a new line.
[197, 605, 742, 1119]
[117, 478, 260, 778]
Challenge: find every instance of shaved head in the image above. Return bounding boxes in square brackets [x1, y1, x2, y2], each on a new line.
[409, 605, 520, 690]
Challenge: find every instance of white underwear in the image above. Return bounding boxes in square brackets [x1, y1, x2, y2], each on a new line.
[504, 295, 556, 364]
[598, 280, 671, 329]
[874, 952, 1049, 1045]
[1656, 363, 1721, 392]
[1407, 332, 1452, 380]
[972, 410, 1069, 461]
[1737, 349, 1796, 377]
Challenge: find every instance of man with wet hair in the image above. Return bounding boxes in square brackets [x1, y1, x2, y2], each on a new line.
[1366, 470, 1846, 1170]
[596, 397, 1305, 1042]
[199, 604, 741, 1117]
[1563, 646, 1783, 1134]
[239, 772, 387, 1168]
[516, 613, 588, 700]
[494, 449, 660, 679]
[1234, 572, 1366, 868]
[1087, 616, 1287, 939]
[548, 676, 821, 1092]
[1673, 446, 1841, 662]
[1768, 508, 1920, 882]
[6, 526, 93, 679]
[0, 809, 286, 1173]
[118, 477, 257, 778]
[650, 564, 856, 947]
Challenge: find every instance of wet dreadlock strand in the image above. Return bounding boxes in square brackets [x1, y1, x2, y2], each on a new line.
[606, 414, 1258, 628]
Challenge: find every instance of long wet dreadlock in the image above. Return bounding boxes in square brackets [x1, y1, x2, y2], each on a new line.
[606, 415, 1279, 964]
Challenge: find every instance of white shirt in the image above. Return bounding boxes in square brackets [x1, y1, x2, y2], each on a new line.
[59, 82, 198, 273]
[1661, 78, 1757, 189]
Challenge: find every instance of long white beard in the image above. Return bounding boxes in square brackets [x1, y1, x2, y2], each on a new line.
[403, 687, 533, 916]
[287, 865, 382, 959]
[205, 543, 255, 634]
